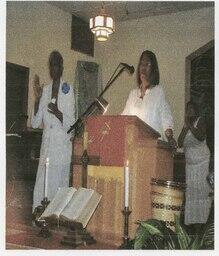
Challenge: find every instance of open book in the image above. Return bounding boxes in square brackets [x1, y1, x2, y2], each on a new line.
[39, 187, 102, 228]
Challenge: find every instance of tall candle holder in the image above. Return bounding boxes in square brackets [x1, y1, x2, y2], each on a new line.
[37, 219, 51, 238]
[34, 197, 51, 238]
[33, 156, 51, 237]
[40, 197, 50, 211]
[119, 206, 132, 248]
[119, 160, 131, 248]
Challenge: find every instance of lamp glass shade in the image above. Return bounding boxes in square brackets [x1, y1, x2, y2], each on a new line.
[95, 16, 104, 27]
[96, 29, 108, 41]
[89, 12, 115, 41]
[97, 36, 108, 42]
[89, 18, 93, 29]
[106, 17, 113, 29]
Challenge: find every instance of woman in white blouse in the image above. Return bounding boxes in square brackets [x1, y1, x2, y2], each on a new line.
[122, 50, 176, 147]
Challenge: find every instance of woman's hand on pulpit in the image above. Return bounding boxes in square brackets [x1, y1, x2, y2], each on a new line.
[168, 137, 177, 152]
[165, 129, 177, 152]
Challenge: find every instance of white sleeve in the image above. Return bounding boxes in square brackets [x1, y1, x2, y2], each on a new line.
[159, 87, 174, 132]
[31, 88, 46, 128]
[121, 90, 133, 115]
[62, 85, 76, 132]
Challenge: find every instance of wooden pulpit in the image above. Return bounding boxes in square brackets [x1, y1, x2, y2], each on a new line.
[72, 115, 173, 246]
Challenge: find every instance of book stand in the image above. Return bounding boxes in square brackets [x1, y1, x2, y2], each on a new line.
[61, 224, 96, 248]
[60, 148, 100, 248]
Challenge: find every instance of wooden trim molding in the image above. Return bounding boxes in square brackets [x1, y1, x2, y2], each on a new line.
[185, 40, 214, 116]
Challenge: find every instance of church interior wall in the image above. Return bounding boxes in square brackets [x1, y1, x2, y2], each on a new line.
[6, 2, 214, 137]
[94, 7, 214, 137]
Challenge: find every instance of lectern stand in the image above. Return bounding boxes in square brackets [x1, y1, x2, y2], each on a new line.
[72, 115, 173, 246]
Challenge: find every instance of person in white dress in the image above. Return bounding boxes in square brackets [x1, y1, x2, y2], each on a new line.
[178, 101, 211, 226]
[122, 50, 176, 146]
[31, 51, 75, 212]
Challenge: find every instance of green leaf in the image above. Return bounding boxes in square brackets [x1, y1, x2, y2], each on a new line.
[148, 235, 164, 249]
[140, 222, 164, 237]
[134, 225, 151, 249]
[134, 219, 167, 249]
[188, 235, 201, 249]
[145, 219, 179, 249]
[175, 215, 191, 249]
[134, 219, 180, 250]
[163, 230, 179, 249]
[200, 220, 214, 249]
[143, 219, 170, 233]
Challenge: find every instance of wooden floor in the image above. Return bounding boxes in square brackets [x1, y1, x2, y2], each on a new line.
[6, 223, 117, 250]
[6, 198, 118, 250]
[5, 155, 118, 250]
[6, 180, 116, 250]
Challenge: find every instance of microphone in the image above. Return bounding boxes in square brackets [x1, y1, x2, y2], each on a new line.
[120, 63, 135, 74]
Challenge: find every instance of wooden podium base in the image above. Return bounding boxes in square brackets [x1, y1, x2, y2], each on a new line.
[72, 116, 174, 246]
[61, 226, 96, 248]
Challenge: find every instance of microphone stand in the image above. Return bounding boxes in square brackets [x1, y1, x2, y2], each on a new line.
[67, 65, 126, 135]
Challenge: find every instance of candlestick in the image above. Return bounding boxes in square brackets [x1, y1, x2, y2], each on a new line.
[36, 197, 51, 238]
[124, 160, 129, 207]
[44, 157, 49, 198]
[119, 206, 132, 249]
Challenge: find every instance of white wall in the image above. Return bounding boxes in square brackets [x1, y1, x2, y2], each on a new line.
[94, 7, 214, 137]
[6, 3, 214, 137]
[6, 1, 95, 126]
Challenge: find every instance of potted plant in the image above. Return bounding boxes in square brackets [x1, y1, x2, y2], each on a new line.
[132, 215, 214, 250]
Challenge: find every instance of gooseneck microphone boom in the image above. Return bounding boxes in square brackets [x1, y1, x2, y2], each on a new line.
[120, 63, 135, 74]
[67, 62, 134, 134]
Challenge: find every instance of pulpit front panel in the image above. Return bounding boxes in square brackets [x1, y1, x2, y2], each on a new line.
[86, 117, 127, 166]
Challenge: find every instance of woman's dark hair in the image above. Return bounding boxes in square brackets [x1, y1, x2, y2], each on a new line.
[186, 101, 200, 116]
[137, 50, 160, 87]
[49, 50, 63, 66]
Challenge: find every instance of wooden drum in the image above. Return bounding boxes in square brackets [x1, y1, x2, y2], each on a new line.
[151, 178, 186, 230]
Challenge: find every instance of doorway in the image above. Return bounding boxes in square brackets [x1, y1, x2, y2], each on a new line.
[6, 62, 32, 228]
[185, 41, 214, 158]
[6, 62, 29, 133]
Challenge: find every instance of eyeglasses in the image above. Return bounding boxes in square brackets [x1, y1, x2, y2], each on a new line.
[140, 62, 151, 67]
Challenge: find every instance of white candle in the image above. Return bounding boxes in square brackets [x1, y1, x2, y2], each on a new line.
[44, 157, 49, 198]
[124, 160, 129, 207]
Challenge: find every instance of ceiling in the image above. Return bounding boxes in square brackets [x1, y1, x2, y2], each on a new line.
[48, 1, 214, 22]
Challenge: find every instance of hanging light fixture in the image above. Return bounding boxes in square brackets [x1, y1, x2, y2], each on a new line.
[89, 3, 115, 42]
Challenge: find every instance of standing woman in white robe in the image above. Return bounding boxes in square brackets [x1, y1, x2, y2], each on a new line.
[122, 50, 177, 146]
[178, 101, 211, 227]
[31, 51, 75, 212]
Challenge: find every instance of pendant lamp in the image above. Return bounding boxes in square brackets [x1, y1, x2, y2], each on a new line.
[89, 4, 115, 42]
